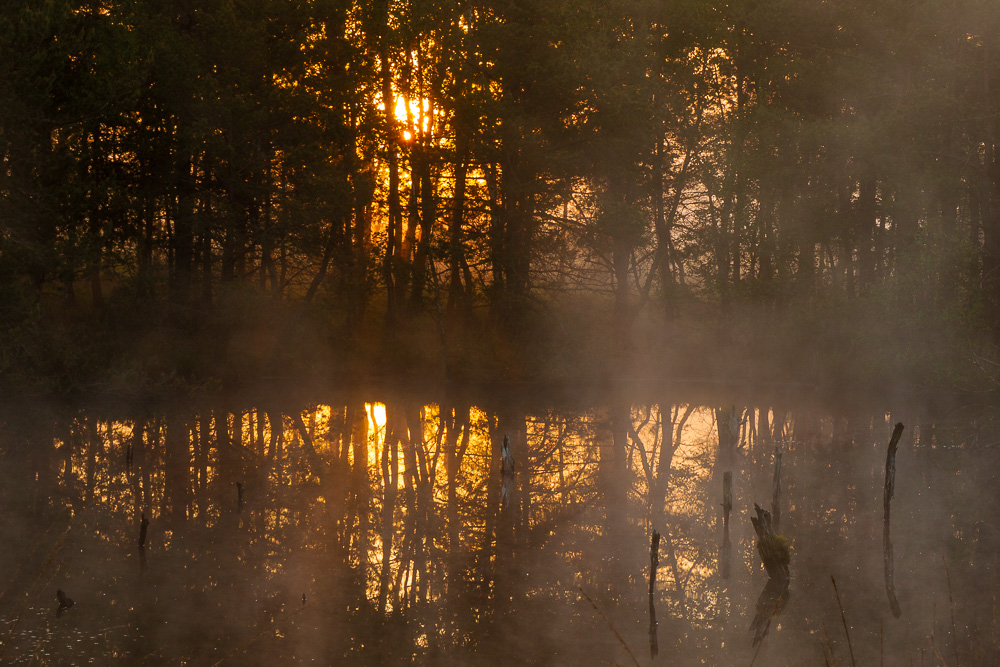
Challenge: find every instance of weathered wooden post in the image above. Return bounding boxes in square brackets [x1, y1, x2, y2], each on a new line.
[649, 530, 660, 658]
[749, 504, 790, 646]
[137, 513, 149, 573]
[883, 422, 904, 618]
[771, 447, 783, 533]
[500, 434, 515, 510]
[720, 472, 732, 580]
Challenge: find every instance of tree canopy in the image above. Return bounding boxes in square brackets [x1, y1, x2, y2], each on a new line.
[1, 0, 998, 393]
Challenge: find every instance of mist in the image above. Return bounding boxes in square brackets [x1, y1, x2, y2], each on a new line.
[2, 0, 1000, 664]
[0, 396, 996, 665]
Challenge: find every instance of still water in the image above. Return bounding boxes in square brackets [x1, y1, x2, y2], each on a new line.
[0, 389, 996, 665]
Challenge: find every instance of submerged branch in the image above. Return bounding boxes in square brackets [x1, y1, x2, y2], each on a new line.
[883, 422, 904, 618]
[649, 530, 660, 658]
[578, 585, 641, 667]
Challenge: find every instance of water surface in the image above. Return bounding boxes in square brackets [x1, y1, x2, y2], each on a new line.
[0, 390, 995, 665]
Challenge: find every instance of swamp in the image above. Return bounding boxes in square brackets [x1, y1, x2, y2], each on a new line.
[0, 389, 997, 665]
[4, 0, 1000, 663]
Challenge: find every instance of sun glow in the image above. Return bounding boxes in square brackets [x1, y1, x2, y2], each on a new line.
[394, 96, 433, 142]
[367, 403, 386, 432]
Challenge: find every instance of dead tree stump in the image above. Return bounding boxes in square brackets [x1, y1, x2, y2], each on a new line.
[883, 422, 904, 618]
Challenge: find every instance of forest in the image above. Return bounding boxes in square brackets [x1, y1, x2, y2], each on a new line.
[2, 0, 999, 395]
[3, 4, 1000, 664]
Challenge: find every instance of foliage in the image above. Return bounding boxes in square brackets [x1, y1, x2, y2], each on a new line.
[0, 0, 997, 394]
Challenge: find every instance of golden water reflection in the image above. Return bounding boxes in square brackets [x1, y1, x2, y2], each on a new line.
[0, 398, 996, 665]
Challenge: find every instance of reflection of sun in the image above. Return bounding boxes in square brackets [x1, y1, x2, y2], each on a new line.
[365, 403, 387, 467]
[367, 403, 387, 432]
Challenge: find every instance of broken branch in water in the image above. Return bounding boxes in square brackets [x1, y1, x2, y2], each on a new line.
[500, 435, 515, 510]
[138, 513, 149, 548]
[883, 422, 903, 618]
[577, 585, 641, 667]
[649, 530, 660, 658]
[720, 471, 732, 580]
[56, 588, 74, 618]
[751, 504, 789, 582]
[831, 575, 858, 667]
[137, 513, 149, 574]
[210, 601, 312, 667]
[749, 503, 790, 646]
[771, 447, 783, 533]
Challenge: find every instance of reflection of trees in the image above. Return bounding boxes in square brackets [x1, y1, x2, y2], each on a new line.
[2, 400, 998, 663]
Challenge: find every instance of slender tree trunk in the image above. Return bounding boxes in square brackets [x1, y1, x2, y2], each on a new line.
[447, 157, 469, 312]
[171, 149, 196, 306]
[410, 152, 436, 308]
[377, 405, 399, 615]
[350, 404, 370, 587]
[379, 24, 402, 327]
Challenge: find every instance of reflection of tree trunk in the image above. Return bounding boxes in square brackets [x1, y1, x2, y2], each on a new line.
[392, 406, 417, 607]
[164, 411, 189, 525]
[507, 416, 528, 540]
[139, 422, 152, 516]
[84, 418, 99, 505]
[404, 406, 431, 604]
[327, 408, 350, 553]
[57, 420, 76, 509]
[721, 472, 732, 580]
[197, 414, 210, 518]
[482, 411, 502, 619]
[652, 403, 694, 614]
[715, 406, 739, 474]
[266, 410, 281, 462]
[377, 406, 399, 616]
[129, 420, 146, 520]
[603, 400, 630, 603]
[857, 171, 878, 287]
[350, 404, 370, 587]
[29, 420, 54, 515]
[216, 408, 237, 517]
[652, 403, 688, 513]
[445, 405, 470, 559]
[759, 408, 771, 449]
[254, 410, 265, 459]
[750, 575, 789, 646]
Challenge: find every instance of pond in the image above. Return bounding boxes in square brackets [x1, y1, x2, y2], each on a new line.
[0, 388, 996, 665]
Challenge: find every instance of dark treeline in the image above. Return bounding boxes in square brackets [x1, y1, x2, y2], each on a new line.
[2, 0, 999, 392]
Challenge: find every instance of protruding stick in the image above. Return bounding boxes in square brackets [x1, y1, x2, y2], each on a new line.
[137, 513, 149, 548]
[720, 472, 732, 579]
[649, 530, 660, 657]
[832, 575, 858, 667]
[883, 422, 904, 618]
[137, 513, 149, 574]
[500, 435, 515, 510]
[771, 447, 783, 533]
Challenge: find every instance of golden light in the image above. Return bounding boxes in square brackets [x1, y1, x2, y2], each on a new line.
[394, 96, 433, 142]
[367, 403, 386, 433]
[364, 402, 387, 467]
